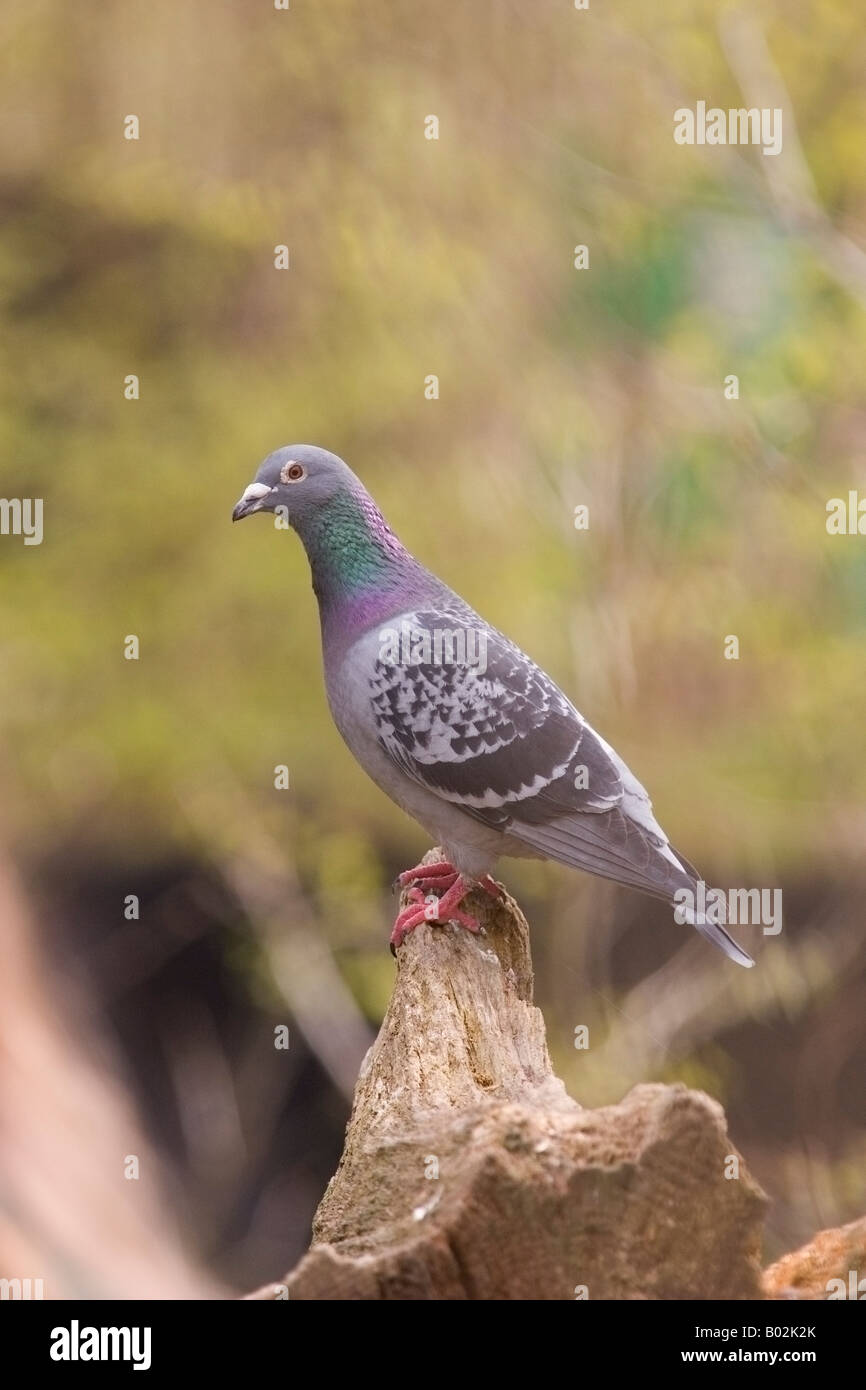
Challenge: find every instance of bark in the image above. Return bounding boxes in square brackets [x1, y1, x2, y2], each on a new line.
[764, 1217, 866, 1300]
[266, 851, 768, 1300]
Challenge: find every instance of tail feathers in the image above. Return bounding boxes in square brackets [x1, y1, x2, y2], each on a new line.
[682, 902, 755, 969]
[508, 812, 755, 967]
[666, 841, 754, 968]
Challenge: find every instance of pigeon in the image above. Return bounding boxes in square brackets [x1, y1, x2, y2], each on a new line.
[232, 445, 753, 967]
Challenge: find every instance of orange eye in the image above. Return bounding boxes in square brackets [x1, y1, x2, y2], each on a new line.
[282, 461, 306, 483]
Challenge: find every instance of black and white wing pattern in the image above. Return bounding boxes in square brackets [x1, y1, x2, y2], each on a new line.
[371, 607, 755, 965]
[371, 608, 681, 896]
[372, 612, 615, 814]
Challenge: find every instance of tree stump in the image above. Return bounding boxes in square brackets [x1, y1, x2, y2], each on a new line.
[276, 851, 767, 1300]
[764, 1217, 866, 1300]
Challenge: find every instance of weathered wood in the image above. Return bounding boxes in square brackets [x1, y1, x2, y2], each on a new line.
[764, 1217, 866, 1300]
[276, 850, 767, 1300]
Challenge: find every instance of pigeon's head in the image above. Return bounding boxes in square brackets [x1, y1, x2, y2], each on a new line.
[231, 445, 356, 527]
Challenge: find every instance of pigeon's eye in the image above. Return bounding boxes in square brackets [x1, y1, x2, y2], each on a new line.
[282, 461, 306, 483]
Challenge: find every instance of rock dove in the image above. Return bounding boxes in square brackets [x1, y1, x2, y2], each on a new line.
[232, 445, 753, 967]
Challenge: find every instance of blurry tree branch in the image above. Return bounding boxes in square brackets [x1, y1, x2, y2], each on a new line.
[586, 900, 865, 1087]
[178, 769, 375, 1106]
[720, 8, 866, 311]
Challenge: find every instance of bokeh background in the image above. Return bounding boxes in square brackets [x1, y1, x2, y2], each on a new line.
[0, 0, 864, 1296]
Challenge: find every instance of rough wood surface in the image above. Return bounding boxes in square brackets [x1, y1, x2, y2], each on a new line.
[275, 851, 767, 1300]
[764, 1217, 866, 1300]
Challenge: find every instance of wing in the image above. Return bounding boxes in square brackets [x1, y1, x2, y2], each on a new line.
[372, 611, 750, 967]
[371, 608, 754, 966]
[371, 609, 682, 896]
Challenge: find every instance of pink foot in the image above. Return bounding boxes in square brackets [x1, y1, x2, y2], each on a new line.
[397, 860, 458, 888]
[409, 872, 459, 895]
[397, 861, 503, 900]
[391, 887, 427, 937]
[390, 873, 483, 950]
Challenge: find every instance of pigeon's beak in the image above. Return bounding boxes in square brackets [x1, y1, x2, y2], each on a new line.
[232, 481, 273, 522]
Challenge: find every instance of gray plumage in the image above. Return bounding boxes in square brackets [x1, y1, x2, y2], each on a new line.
[233, 444, 754, 968]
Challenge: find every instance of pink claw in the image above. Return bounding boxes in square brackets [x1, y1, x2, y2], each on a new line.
[409, 872, 460, 895]
[390, 871, 484, 950]
[398, 860, 457, 887]
[391, 887, 425, 938]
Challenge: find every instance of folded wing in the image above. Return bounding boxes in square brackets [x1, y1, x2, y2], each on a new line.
[371, 607, 753, 966]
